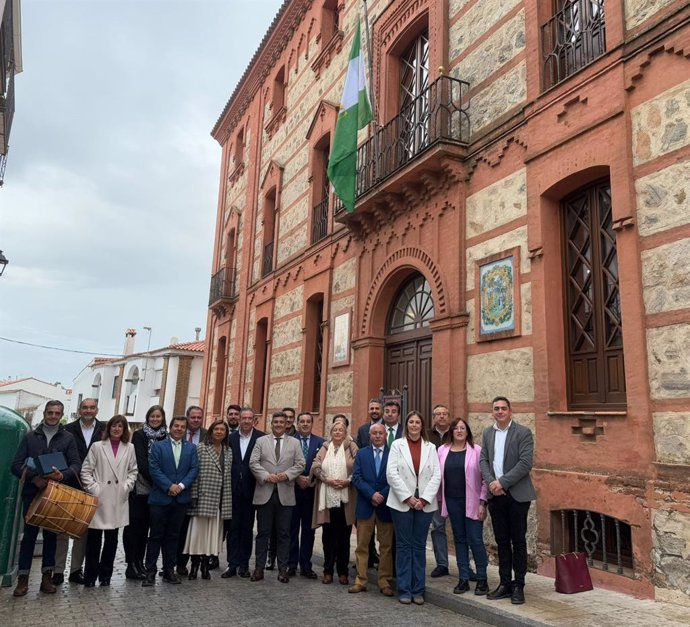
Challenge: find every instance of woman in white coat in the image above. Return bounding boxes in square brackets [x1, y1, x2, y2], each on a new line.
[386, 411, 441, 605]
[81, 415, 138, 587]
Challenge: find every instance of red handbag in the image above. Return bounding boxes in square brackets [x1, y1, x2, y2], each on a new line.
[554, 552, 593, 594]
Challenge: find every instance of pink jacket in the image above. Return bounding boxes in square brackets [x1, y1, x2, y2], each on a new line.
[437, 443, 488, 521]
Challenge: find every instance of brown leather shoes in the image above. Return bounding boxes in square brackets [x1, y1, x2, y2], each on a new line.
[13, 575, 29, 597]
[380, 586, 395, 597]
[322, 573, 333, 584]
[338, 574, 349, 585]
[348, 583, 367, 593]
[250, 568, 264, 582]
[40, 572, 57, 593]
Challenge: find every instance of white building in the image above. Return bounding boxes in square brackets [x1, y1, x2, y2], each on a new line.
[70, 329, 205, 425]
[0, 377, 71, 425]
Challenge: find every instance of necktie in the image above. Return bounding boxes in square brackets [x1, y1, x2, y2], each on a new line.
[173, 441, 181, 468]
[387, 427, 395, 447]
[188, 432, 193, 444]
[374, 447, 381, 475]
[301, 437, 309, 459]
[275, 437, 281, 462]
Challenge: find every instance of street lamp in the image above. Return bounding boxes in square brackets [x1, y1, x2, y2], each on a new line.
[0, 251, 8, 277]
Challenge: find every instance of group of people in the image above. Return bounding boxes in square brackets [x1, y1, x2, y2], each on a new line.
[11, 394, 535, 606]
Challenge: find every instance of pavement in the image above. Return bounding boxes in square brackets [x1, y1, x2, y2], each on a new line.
[3, 529, 689, 627]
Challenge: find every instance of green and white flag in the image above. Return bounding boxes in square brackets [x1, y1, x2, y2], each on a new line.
[327, 17, 372, 214]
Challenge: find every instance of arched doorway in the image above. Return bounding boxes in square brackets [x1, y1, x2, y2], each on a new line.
[385, 273, 434, 424]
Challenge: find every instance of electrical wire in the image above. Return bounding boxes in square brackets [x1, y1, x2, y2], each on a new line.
[0, 336, 122, 357]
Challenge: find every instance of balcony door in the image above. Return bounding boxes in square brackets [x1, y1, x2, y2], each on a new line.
[399, 30, 429, 163]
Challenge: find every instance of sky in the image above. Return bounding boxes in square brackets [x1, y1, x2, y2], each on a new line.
[0, 0, 283, 386]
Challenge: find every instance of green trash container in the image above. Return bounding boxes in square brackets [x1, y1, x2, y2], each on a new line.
[0, 406, 30, 587]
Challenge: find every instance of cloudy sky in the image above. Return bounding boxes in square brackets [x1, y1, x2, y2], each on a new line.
[0, 0, 283, 386]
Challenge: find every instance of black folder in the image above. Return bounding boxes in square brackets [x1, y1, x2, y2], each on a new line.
[34, 452, 68, 475]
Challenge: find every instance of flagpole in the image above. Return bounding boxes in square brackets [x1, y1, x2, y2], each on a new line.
[361, 0, 378, 128]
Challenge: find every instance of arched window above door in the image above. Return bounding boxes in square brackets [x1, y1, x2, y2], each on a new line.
[387, 274, 435, 335]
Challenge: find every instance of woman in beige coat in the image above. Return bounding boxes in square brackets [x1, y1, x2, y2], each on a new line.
[311, 416, 358, 585]
[81, 415, 138, 587]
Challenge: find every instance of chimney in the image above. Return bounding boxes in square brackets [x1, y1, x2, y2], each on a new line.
[194, 327, 201, 341]
[123, 329, 137, 355]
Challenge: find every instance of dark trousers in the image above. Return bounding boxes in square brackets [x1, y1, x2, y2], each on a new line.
[145, 502, 189, 574]
[255, 490, 292, 572]
[446, 497, 488, 580]
[17, 495, 57, 575]
[227, 494, 256, 571]
[176, 513, 191, 568]
[123, 493, 149, 564]
[322, 504, 352, 577]
[488, 494, 530, 586]
[289, 487, 316, 571]
[84, 528, 119, 584]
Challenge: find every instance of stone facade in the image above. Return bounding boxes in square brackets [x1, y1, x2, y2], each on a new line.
[200, 0, 690, 602]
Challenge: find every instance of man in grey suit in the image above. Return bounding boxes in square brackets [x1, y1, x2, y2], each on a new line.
[479, 396, 535, 606]
[249, 411, 305, 583]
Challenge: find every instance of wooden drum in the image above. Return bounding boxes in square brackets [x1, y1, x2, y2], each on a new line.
[25, 481, 99, 538]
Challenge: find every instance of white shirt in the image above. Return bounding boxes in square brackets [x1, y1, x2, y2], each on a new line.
[80, 420, 96, 446]
[385, 423, 399, 439]
[186, 429, 201, 446]
[492, 421, 512, 480]
[239, 429, 253, 460]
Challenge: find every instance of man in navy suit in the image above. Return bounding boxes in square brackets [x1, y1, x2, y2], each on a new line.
[142, 416, 199, 586]
[287, 412, 324, 578]
[222, 407, 265, 578]
[350, 423, 395, 596]
[382, 400, 404, 446]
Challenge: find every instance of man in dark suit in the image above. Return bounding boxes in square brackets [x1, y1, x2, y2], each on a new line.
[287, 411, 324, 578]
[381, 400, 403, 447]
[226, 403, 241, 434]
[54, 397, 105, 585]
[176, 405, 208, 575]
[355, 398, 382, 449]
[142, 415, 199, 586]
[350, 423, 395, 596]
[479, 396, 536, 605]
[249, 411, 305, 583]
[221, 407, 265, 578]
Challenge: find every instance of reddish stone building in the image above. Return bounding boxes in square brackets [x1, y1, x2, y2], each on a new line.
[201, 0, 690, 602]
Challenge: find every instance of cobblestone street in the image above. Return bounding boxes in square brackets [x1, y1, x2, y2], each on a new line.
[0, 552, 488, 627]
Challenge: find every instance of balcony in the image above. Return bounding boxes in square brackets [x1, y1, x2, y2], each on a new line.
[335, 74, 470, 225]
[208, 267, 237, 309]
[311, 196, 329, 244]
[261, 241, 274, 278]
[542, 0, 606, 91]
[0, 68, 14, 186]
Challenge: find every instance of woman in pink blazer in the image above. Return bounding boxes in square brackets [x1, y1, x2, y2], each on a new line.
[437, 419, 489, 596]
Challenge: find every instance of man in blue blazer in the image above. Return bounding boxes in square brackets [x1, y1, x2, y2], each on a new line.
[288, 411, 324, 578]
[350, 423, 394, 596]
[142, 416, 199, 586]
[222, 408, 265, 578]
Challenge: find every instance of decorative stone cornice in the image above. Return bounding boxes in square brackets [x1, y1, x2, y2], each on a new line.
[311, 29, 344, 78]
[211, 0, 314, 143]
[265, 105, 288, 139]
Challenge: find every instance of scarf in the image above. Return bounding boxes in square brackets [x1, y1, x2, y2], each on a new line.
[318, 440, 349, 511]
[143, 423, 168, 453]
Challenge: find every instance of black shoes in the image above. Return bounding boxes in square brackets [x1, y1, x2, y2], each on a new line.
[453, 579, 470, 594]
[300, 569, 318, 579]
[176, 565, 189, 577]
[221, 566, 236, 578]
[52, 572, 64, 585]
[238, 568, 250, 578]
[68, 569, 85, 584]
[430, 565, 449, 578]
[277, 570, 289, 583]
[511, 585, 525, 605]
[208, 555, 220, 570]
[189, 558, 200, 580]
[486, 583, 513, 600]
[162, 571, 182, 584]
[474, 580, 489, 595]
[200, 557, 211, 580]
[125, 563, 145, 580]
[286, 567, 297, 577]
[142, 571, 156, 587]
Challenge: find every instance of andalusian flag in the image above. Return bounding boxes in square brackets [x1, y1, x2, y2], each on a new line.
[327, 18, 372, 213]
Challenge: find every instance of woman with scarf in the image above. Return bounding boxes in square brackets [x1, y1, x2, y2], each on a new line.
[311, 415, 358, 585]
[122, 405, 168, 579]
[183, 420, 232, 580]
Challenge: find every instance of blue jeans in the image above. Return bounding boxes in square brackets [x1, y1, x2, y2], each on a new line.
[430, 506, 449, 569]
[18, 495, 57, 575]
[446, 497, 488, 580]
[390, 508, 433, 599]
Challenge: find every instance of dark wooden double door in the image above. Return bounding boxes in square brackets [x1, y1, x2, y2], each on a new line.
[385, 335, 432, 425]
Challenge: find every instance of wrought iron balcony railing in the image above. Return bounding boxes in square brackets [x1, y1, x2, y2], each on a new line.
[208, 267, 237, 306]
[311, 196, 329, 244]
[261, 241, 274, 278]
[542, 0, 606, 90]
[335, 74, 470, 215]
